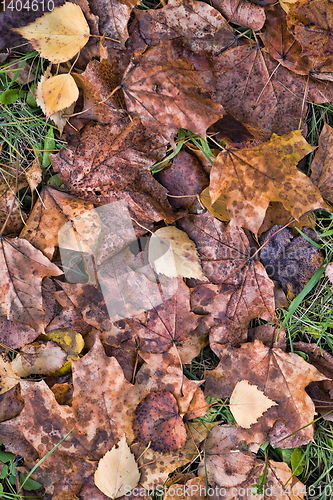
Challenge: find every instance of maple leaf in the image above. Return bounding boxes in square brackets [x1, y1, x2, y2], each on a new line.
[51, 117, 175, 229]
[20, 187, 97, 260]
[0, 337, 202, 497]
[212, 42, 333, 138]
[209, 130, 326, 235]
[121, 39, 225, 141]
[205, 339, 327, 447]
[287, 0, 333, 58]
[178, 211, 276, 353]
[132, 0, 236, 56]
[211, 0, 265, 30]
[310, 122, 333, 204]
[198, 426, 306, 499]
[0, 236, 62, 332]
[13, 3, 90, 64]
[94, 434, 140, 498]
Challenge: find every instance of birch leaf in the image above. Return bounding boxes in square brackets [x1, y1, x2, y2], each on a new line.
[148, 226, 205, 279]
[14, 2, 90, 64]
[230, 380, 278, 429]
[42, 74, 79, 118]
[94, 434, 140, 499]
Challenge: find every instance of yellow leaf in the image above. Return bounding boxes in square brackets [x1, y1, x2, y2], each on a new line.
[279, 0, 299, 13]
[14, 2, 90, 64]
[199, 187, 230, 222]
[0, 356, 20, 395]
[230, 380, 277, 429]
[43, 329, 84, 375]
[148, 226, 206, 279]
[42, 74, 79, 118]
[25, 157, 42, 192]
[94, 434, 140, 499]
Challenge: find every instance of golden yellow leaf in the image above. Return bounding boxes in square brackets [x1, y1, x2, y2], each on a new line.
[94, 434, 140, 499]
[199, 187, 230, 222]
[230, 380, 277, 429]
[43, 329, 84, 375]
[148, 226, 206, 279]
[0, 356, 20, 395]
[42, 74, 79, 118]
[279, 0, 298, 13]
[14, 2, 90, 64]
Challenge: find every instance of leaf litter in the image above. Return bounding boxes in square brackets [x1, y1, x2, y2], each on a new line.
[1, 0, 333, 497]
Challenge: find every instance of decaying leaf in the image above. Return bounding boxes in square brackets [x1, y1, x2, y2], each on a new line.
[209, 130, 325, 235]
[0, 237, 62, 332]
[11, 341, 67, 377]
[211, 0, 265, 30]
[310, 122, 333, 204]
[14, 2, 90, 63]
[25, 158, 42, 193]
[121, 39, 224, 141]
[205, 340, 327, 447]
[94, 434, 140, 499]
[230, 380, 278, 429]
[148, 227, 205, 279]
[133, 391, 187, 452]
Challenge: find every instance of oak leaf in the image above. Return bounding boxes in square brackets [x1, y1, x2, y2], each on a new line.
[42, 74, 79, 118]
[94, 434, 140, 499]
[13, 2, 90, 64]
[209, 130, 325, 235]
[205, 340, 327, 447]
[0, 236, 62, 332]
[148, 227, 205, 279]
[230, 380, 278, 429]
[121, 39, 224, 141]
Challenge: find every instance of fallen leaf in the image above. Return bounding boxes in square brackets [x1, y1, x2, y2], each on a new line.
[0, 237, 62, 332]
[25, 158, 42, 193]
[0, 356, 20, 395]
[43, 329, 84, 375]
[205, 339, 327, 447]
[211, 0, 265, 30]
[199, 187, 230, 222]
[42, 74, 79, 118]
[11, 341, 67, 377]
[209, 130, 325, 235]
[230, 380, 278, 429]
[94, 434, 140, 499]
[14, 2, 90, 64]
[121, 39, 224, 141]
[279, 0, 298, 13]
[178, 211, 276, 353]
[164, 476, 207, 500]
[260, 225, 324, 298]
[287, 0, 333, 57]
[184, 387, 209, 421]
[133, 391, 187, 452]
[0, 168, 27, 235]
[310, 122, 333, 204]
[148, 227, 205, 279]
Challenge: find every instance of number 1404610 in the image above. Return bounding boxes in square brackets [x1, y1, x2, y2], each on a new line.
[2, 0, 54, 11]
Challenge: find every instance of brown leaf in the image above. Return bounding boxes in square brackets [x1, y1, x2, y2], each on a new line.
[133, 390, 187, 452]
[178, 211, 276, 353]
[287, 0, 333, 57]
[261, 4, 313, 75]
[0, 318, 39, 352]
[25, 158, 42, 193]
[0, 237, 62, 332]
[11, 341, 67, 377]
[0, 385, 24, 423]
[0, 168, 28, 236]
[132, 0, 237, 56]
[125, 278, 201, 353]
[260, 225, 324, 298]
[209, 130, 325, 235]
[310, 122, 333, 204]
[211, 0, 265, 30]
[51, 117, 175, 228]
[205, 340, 327, 447]
[184, 388, 209, 421]
[121, 39, 224, 141]
[20, 187, 96, 260]
[212, 43, 333, 138]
